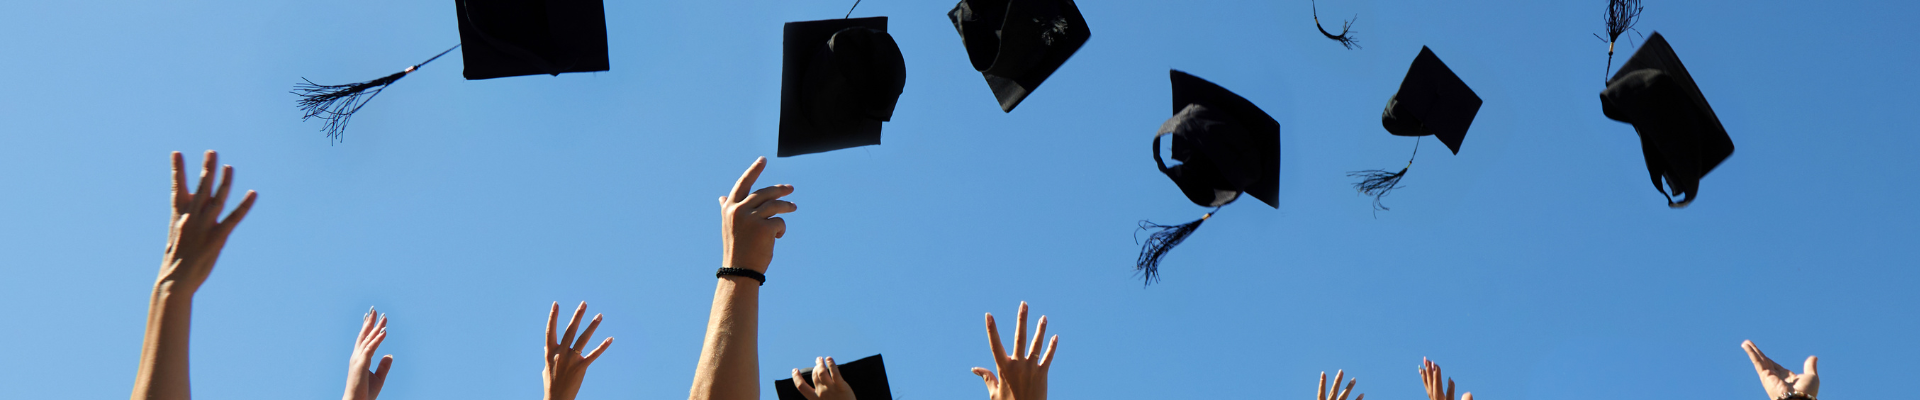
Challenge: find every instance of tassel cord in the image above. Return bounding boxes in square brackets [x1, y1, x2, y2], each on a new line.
[293, 44, 460, 143]
[1133, 207, 1220, 286]
[1348, 137, 1420, 214]
[1594, 0, 1642, 84]
[845, 0, 862, 18]
[1312, 0, 1360, 49]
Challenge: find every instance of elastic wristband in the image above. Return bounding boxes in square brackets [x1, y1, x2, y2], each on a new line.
[716, 268, 766, 285]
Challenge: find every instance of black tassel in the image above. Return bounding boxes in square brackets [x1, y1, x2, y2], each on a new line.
[1348, 166, 1407, 212]
[1134, 209, 1215, 286]
[1312, 0, 1360, 50]
[1350, 137, 1420, 213]
[1594, 0, 1643, 83]
[294, 44, 459, 143]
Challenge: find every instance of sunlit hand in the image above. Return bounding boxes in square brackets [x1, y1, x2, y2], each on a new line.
[790, 357, 855, 400]
[342, 307, 393, 400]
[1419, 358, 1471, 400]
[1319, 370, 1363, 400]
[1743, 340, 1819, 399]
[545, 302, 612, 400]
[971, 302, 1057, 400]
[718, 157, 796, 274]
[158, 150, 258, 293]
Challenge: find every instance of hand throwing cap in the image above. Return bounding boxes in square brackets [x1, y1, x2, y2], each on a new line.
[948, 0, 1091, 112]
[773, 354, 893, 400]
[455, 0, 610, 80]
[778, 17, 908, 157]
[1135, 70, 1280, 286]
[1381, 46, 1482, 154]
[1599, 32, 1733, 207]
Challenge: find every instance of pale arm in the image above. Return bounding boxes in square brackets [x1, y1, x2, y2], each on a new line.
[688, 157, 795, 400]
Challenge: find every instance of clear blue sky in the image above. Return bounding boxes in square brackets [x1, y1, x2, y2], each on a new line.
[2, 0, 1915, 399]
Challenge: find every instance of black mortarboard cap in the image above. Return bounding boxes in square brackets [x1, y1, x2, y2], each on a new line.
[455, 0, 611, 80]
[1600, 31, 1733, 207]
[1159, 70, 1281, 209]
[293, 0, 609, 143]
[1137, 70, 1280, 285]
[773, 355, 893, 400]
[1381, 46, 1481, 154]
[948, 0, 1091, 112]
[777, 17, 908, 157]
[1350, 46, 1481, 212]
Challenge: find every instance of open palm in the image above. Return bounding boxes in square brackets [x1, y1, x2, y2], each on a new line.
[1743, 340, 1818, 399]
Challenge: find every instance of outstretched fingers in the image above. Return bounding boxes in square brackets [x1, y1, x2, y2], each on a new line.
[728, 157, 767, 202]
[561, 302, 587, 350]
[573, 314, 603, 354]
[546, 302, 560, 347]
[984, 313, 1007, 363]
[1038, 335, 1058, 369]
[1319, 372, 1329, 400]
[1014, 303, 1030, 359]
[583, 337, 613, 364]
[214, 191, 257, 237]
[195, 151, 218, 203]
[1027, 315, 1048, 360]
[792, 369, 819, 400]
[170, 152, 190, 208]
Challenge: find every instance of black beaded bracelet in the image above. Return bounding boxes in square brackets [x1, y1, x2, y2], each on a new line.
[1780, 392, 1815, 400]
[716, 268, 766, 285]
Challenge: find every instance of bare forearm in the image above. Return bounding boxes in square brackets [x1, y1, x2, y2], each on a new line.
[132, 283, 195, 400]
[688, 276, 760, 400]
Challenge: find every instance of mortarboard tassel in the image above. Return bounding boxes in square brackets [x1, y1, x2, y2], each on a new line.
[1348, 137, 1420, 213]
[1595, 0, 1643, 84]
[294, 44, 460, 143]
[1311, 0, 1360, 50]
[1135, 208, 1218, 286]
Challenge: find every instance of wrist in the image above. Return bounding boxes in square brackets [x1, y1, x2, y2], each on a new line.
[150, 280, 197, 303]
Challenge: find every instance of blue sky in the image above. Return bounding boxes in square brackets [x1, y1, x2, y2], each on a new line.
[1, 0, 1915, 399]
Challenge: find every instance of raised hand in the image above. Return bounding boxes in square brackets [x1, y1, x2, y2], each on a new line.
[971, 302, 1058, 400]
[717, 157, 796, 274]
[1419, 358, 1471, 400]
[158, 150, 257, 293]
[1742, 340, 1819, 400]
[1318, 370, 1363, 400]
[342, 308, 394, 400]
[790, 357, 856, 400]
[545, 302, 612, 400]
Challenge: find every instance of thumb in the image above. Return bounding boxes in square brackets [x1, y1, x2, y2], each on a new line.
[1803, 356, 1818, 375]
[792, 369, 819, 400]
[1462, 393, 1473, 400]
[972, 367, 998, 388]
[719, 196, 729, 207]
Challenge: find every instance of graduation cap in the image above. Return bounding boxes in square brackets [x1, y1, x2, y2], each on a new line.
[1600, 32, 1733, 208]
[1136, 70, 1279, 285]
[1349, 46, 1481, 212]
[776, 16, 907, 157]
[947, 0, 1091, 112]
[773, 354, 893, 400]
[293, 0, 610, 143]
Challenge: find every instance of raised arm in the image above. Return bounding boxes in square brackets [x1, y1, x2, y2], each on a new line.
[131, 150, 258, 400]
[689, 157, 796, 400]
